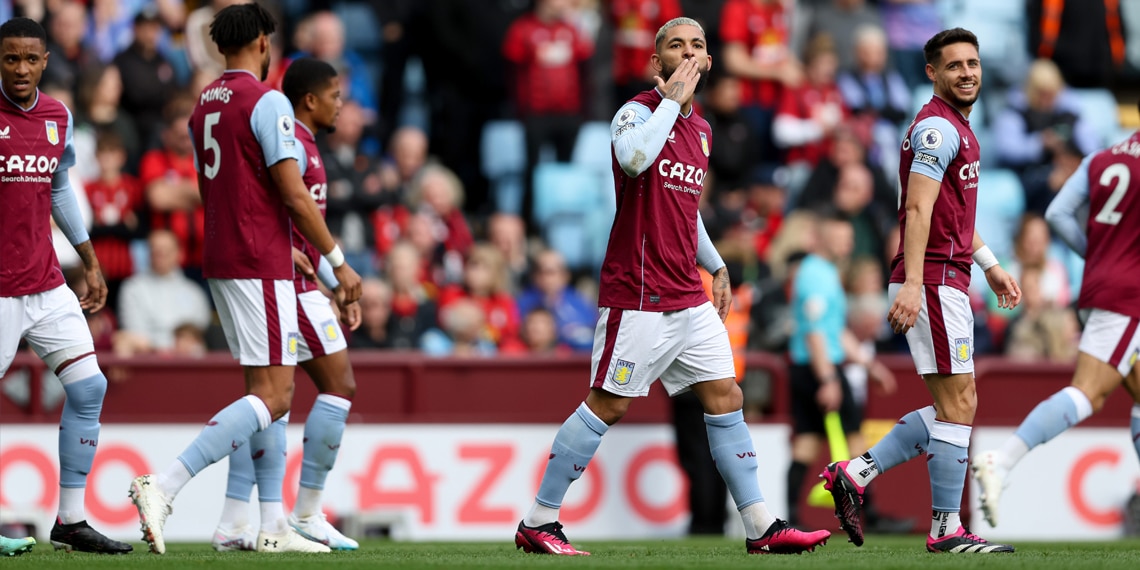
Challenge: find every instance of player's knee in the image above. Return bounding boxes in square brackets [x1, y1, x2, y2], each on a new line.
[332, 368, 356, 400]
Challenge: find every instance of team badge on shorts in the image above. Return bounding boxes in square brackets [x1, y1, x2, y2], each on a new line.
[700, 132, 710, 157]
[321, 319, 339, 341]
[953, 338, 971, 363]
[611, 359, 636, 385]
[287, 332, 302, 356]
[1130, 349, 1138, 368]
[45, 121, 59, 145]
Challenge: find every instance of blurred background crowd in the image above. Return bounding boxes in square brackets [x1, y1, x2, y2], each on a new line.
[8, 0, 1139, 370]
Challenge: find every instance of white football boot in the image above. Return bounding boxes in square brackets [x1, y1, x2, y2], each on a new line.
[212, 525, 256, 552]
[970, 450, 1008, 527]
[256, 527, 332, 553]
[289, 512, 359, 550]
[129, 474, 173, 554]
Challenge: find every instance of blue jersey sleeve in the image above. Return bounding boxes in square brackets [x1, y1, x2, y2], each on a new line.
[57, 107, 76, 173]
[908, 116, 960, 182]
[1045, 153, 1092, 258]
[297, 142, 308, 177]
[611, 98, 680, 177]
[250, 90, 302, 167]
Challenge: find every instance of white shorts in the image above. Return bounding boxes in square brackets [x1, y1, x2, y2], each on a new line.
[0, 284, 94, 377]
[590, 302, 735, 397]
[888, 283, 974, 375]
[209, 279, 299, 367]
[1079, 309, 1140, 377]
[296, 289, 347, 362]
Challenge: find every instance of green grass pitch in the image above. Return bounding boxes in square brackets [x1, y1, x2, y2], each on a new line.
[7, 536, 1140, 569]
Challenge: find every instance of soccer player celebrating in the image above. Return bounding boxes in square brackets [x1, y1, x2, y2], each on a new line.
[129, 4, 361, 555]
[0, 17, 131, 555]
[514, 17, 832, 556]
[211, 57, 361, 552]
[820, 28, 1021, 553]
[971, 121, 1140, 528]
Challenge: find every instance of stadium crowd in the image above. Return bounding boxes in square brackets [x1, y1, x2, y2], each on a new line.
[4, 0, 1135, 367]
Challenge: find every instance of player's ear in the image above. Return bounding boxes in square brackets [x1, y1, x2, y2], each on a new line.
[925, 63, 936, 82]
[650, 53, 663, 75]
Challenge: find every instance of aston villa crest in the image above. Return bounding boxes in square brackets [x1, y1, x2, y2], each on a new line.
[45, 120, 58, 145]
[699, 132, 709, 157]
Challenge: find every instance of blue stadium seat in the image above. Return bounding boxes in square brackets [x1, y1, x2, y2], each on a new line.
[481, 120, 527, 213]
[533, 163, 611, 269]
[572, 121, 613, 174]
[975, 168, 1024, 261]
[1069, 88, 1121, 148]
[333, 2, 381, 54]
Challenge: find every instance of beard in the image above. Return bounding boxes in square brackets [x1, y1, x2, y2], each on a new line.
[260, 52, 271, 82]
[661, 61, 710, 94]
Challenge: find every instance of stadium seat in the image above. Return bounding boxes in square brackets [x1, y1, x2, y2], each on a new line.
[1069, 88, 1121, 148]
[975, 168, 1025, 261]
[572, 121, 613, 174]
[334, 2, 381, 54]
[532, 163, 611, 269]
[481, 120, 527, 213]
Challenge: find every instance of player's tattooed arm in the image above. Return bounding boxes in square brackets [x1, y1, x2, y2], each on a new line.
[666, 81, 686, 101]
[74, 241, 108, 313]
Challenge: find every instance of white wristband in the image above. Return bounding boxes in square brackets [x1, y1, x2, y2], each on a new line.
[325, 244, 345, 269]
[972, 245, 999, 271]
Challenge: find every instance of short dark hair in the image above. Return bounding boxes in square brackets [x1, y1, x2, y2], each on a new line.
[923, 27, 979, 66]
[281, 58, 338, 108]
[209, 2, 276, 54]
[95, 128, 124, 153]
[0, 17, 47, 46]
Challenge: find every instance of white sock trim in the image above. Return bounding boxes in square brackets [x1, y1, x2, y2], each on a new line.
[930, 420, 972, 447]
[278, 411, 290, 424]
[54, 354, 100, 385]
[1061, 386, 1093, 422]
[916, 405, 937, 432]
[242, 395, 272, 430]
[316, 393, 352, 412]
[1132, 403, 1140, 420]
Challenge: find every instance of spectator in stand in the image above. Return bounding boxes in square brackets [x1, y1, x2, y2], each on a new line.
[84, 130, 145, 317]
[291, 11, 378, 120]
[113, 8, 179, 152]
[994, 58, 1099, 213]
[88, 0, 184, 64]
[487, 212, 530, 289]
[804, 0, 883, 72]
[348, 278, 396, 350]
[742, 164, 785, 262]
[421, 298, 498, 357]
[878, 0, 942, 88]
[75, 64, 139, 171]
[836, 25, 911, 177]
[720, 0, 802, 161]
[502, 0, 594, 230]
[516, 249, 597, 352]
[798, 126, 895, 216]
[140, 95, 204, 284]
[987, 214, 1072, 329]
[382, 240, 439, 350]
[773, 35, 847, 197]
[703, 72, 760, 203]
[322, 100, 386, 276]
[830, 163, 894, 261]
[609, 0, 682, 104]
[521, 307, 569, 354]
[1003, 268, 1080, 363]
[404, 211, 456, 287]
[41, 82, 98, 185]
[171, 323, 208, 358]
[115, 229, 211, 357]
[374, 126, 430, 258]
[437, 243, 525, 353]
[184, 0, 243, 77]
[43, 0, 95, 94]
[403, 163, 475, 270]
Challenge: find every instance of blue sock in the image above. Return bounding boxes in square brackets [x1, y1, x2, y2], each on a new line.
[928, 420, 972, 513]
[535, 403, 608, 508]
[178, 396, 267, 476]
[250, 416, 288, 503]
[58, 374, 106, 488]
[705, 410, 763, 509]
[225, 443, 256, 501]
[1131, 405, 1140, 465]
[867, 405, 935, 473]
[300, 395, 350, 491]
[1014, 387, 1092, 450]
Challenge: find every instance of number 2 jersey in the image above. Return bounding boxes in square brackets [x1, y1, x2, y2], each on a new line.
[1047, 131, 1140, 319]
[189, 70, 301, 280]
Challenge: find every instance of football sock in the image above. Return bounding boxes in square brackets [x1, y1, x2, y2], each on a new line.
[174, 395, 271, 498]
[57, 371, 106, 524]
[218, 441, 256, 530]
[854, 406, 935, 486]
[1131, 404, 1140, 464]
[528, 403, 608, 526]
[927, 420, 971, 537]
[930, 510, 962, 539]
[705, 410, 771, 539]
[1011, 387, 1092, 467]
[250, 414, 288, 533]
[786, 461, 809, 524]
[296, 394, 351, 518]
